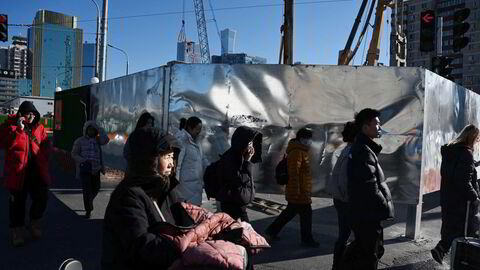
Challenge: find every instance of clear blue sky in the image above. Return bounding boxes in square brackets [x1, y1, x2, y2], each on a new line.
[3, 0, 391, 80]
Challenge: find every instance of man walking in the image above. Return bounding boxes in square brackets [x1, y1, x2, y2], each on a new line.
[71, 120, 109, 218]
[347, 108, 394, 270]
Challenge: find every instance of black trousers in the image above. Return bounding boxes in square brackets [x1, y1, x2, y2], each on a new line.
[333, 199, 351, 269]
[81, 171, 101, 212]
[266, 202, 314, 242]
[9, 165, 48, 228]
[220, 202, 249, 222]
[349, 220, 384, 270]
[438, 205, 479, 251]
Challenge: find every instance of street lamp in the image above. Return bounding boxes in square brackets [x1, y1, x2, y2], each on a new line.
[90, 0, 101, 78]
[108, 43, 129, 75]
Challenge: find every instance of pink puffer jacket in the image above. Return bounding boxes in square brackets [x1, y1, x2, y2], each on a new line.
[153, 203, 269, 270]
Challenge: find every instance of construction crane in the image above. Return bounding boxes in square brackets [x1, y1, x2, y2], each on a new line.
[338, 0, 393, 66]
[193, 0, 211, 63]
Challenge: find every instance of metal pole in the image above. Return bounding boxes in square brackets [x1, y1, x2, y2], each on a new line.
[283, 0, 294, 65]
[436, 17, 443, 56]
[108, 44, 128, 75]
[98, 0, 108, 81]
[90, 0, 101, 79]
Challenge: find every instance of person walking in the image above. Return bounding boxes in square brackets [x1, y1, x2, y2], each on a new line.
[325, 121, 357, 269]
[216, 126, 262, 222]
[175, 116, 205, 206]
[347, 108, 394, 270]
[71, 120, 110, 218]
[265, 127, 319, 248]
[102, 127, 185, 270]
[0, 101, 51, 246]
[431, 124, 480, 264]
[123, 112, 155, 163]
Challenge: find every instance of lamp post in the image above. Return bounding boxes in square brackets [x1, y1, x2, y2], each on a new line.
[89, 0, 101, 79]
[108, 44, 129, 75]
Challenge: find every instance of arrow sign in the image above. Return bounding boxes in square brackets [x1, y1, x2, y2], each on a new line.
[422, 13, 434, 24]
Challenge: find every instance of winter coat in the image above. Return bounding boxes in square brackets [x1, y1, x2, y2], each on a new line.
[325, 143, 352, 202]
[0, 110, 51, 191]
[284, 139, 313, 204]
[347, 133, 394, 222]
[216, 126, 262, 206]
[71, 121, 109, 179]
[102, 174, 185, 270]
[439, 144, 479, 215]
[175, 129, 206, 206]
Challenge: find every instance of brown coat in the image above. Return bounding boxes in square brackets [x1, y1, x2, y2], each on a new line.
[285, 140, 312, 204]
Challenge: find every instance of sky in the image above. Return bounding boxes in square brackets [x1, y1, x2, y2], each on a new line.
[3, 0, 392, 80]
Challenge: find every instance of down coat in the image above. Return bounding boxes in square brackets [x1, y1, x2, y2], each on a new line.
[439, 143, 479, 225]
[285, 139, 313, 204]
[347, 133, 394, 222]
[0, 103, 51, 191]
[102, 174, 269, 270]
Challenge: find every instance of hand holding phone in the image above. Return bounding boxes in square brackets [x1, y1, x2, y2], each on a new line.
[16, 117, 26, 130]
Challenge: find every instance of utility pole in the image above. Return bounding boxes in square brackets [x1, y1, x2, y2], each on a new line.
[283, 0, 294, 65]
[98, 0, 108, 81]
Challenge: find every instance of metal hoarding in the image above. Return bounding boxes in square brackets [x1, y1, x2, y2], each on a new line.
[167, 64, 425, 204]
[422, 70, 480, 196]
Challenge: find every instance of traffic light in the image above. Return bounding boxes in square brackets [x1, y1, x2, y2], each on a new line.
[432, 56, 454, 79]
[0, 14, 7, 42]
[453, 8, 470, 52]
[420, 10, 435, 52]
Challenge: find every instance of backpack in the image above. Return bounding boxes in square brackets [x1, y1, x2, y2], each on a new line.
[275, 154, 288, 185]
[203, 159, 221, 199]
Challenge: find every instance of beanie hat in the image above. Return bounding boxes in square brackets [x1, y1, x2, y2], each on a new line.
[128, 127, 179, 159]
[18, 101, 38, 114]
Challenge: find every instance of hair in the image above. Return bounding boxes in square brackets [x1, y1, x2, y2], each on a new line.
[135, 112, 155, 130]
[448, 124, 479, 147]
[354, 108, 381, 129]
[179, 118, 187, 130]
[186, 116, 202, 130]
[296, 127, 313, 140]
[342, 121, 358, 143]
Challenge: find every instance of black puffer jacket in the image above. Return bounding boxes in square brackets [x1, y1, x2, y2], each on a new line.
[216, 126, 262, 206]
[101, 175, 186, 270]
[347, 133, 394, 222]
[440, 143, 479, 214]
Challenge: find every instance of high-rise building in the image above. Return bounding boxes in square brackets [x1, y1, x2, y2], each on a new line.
[177, 41, 201, 63]
[390, 0, 480, 92]
[0, 69, 18, 104]
[82, 42, 95, 85]
[8, 36, 28, 79]
[31, 10, 83, 97]
[220, 28, 236, 55]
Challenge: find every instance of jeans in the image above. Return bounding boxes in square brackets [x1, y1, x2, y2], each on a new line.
[9, 164, 48, 228]
[266, 203, 314, 242]
[81, 171, 101, 212]
[333, 199, 351, 269]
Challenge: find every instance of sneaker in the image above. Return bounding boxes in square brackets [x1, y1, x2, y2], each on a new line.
[30, 219, 42, 240]
[11, 227, 25, 247]
[301, 239, 320, 248]
[431, 245, 445, 264]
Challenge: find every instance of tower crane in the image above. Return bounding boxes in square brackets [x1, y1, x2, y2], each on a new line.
[193, 0, 211, 63]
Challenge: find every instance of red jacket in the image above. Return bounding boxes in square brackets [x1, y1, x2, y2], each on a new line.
[0, 114, 51, 191]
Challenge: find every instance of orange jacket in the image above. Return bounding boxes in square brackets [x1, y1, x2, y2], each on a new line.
[285, 140, 312, 204]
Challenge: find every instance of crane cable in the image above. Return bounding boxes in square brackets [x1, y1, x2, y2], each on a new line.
[346, 0, 377, 65]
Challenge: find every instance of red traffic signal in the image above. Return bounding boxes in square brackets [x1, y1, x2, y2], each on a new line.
[0, 14, 7, 42]
[420, 10, 435, 52]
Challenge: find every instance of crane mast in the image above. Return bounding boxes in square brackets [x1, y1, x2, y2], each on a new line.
[193, 0, 211, 63]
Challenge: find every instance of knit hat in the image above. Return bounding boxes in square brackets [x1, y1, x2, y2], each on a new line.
[18, 101, 38, 114]
[128, 127, 179, 159]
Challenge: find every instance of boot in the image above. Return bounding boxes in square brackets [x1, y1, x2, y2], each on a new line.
[431, 244, 446, 264]
[30, 219, 43, 240]
[11, 227, 25, 247]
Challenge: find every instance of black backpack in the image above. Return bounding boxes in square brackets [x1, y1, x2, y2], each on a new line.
[275, 154, 288, 185]
[203, 159, 221, 199]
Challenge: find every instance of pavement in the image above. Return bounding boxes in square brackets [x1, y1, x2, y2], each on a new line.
[0, 149, 452, 270]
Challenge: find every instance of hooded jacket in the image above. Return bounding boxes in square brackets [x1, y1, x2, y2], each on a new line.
[347, 133, 394, 222]
[71, 120, 109, 179]
[440, 143, 479, 213]
[285, 139, 313, 204]
[216, 126, 262, 206]
[0, 101, 51, 191]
